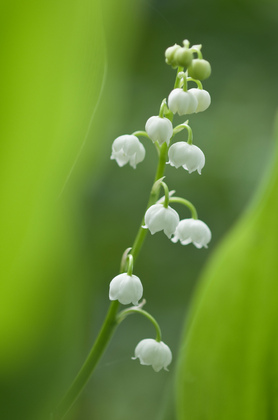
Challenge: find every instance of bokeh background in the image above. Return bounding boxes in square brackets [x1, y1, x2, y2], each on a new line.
[1, 0, 278, 419]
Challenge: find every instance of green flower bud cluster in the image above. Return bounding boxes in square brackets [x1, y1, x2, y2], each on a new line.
[165, 39, 211, 81]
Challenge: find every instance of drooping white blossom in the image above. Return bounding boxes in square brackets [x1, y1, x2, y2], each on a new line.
[168, 88, 197, 115]
[109, 273, 143, 305]
[111, 135, 145, 169]
[189, 88, 211, 112]
[143, 203, 179, 238]
[172, 218, 211, 248]
[145, 116, 173, 146]
[168, 141, 205, 174]
[132, 338, 172, 372]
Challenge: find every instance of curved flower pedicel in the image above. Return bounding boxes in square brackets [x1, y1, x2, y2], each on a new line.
[109, 273, 143, 305]
[145, 116, 173, 146]
[132, 338, 172, 372]
[111, 134, 145, 169]
[172, 218, 211, 248]
[168, 88, 197, 115]
[143, 203, 179, 238]
[168, 141, 205, 174]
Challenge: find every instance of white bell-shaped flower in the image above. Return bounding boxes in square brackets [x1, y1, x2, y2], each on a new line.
[111, 135, 145, 169]
[109, 273, 143, 305]
[168, 141, 205, 174]
[145, 116, 173, 146]
[189, 88, 211, 112]
[168, 88, 197, 116]
[132, 338, 172, 372]
[172, 218, 211, 248]
[143, 203, 179, 238]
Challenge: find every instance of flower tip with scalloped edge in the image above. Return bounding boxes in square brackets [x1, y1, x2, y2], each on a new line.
[145, 116, 173, 146]
[168, 141, 205, 174]
[172, 218, 211, 248]
[109, 273, 143, 305]
[143, 203, 179, 238]
[111, 134, 145, 169]
[132, 338, 172, 372]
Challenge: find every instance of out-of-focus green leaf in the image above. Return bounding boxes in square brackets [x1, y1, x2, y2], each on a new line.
[176, 115, 278, 419]
[0, 0, 105, 369]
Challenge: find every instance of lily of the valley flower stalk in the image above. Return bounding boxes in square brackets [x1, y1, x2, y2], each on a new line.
[51, 39, 212, 420]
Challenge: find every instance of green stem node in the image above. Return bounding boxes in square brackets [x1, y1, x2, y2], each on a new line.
[159, 98, 167, 118]
[161, 181, 170, 208]
[127, 254, 134, 276]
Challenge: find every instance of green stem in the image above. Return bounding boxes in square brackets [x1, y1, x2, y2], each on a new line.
[169, 196, 198, 219]
[130, 142, 168, 262]
[51, 300, 120, 420]
[126, 254, 134, 276]
[117, 308, 162, 341]
[132, 130, 150, 139]
[161, 181, 169, 208]
[174, 66, 183, 89]
[159, 98, 167, 118]
[186, 77, 203, 89]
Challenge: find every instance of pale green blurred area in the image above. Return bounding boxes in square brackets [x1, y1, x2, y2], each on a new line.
[1, 0, 278, 419]
[176, 116, 278, 419]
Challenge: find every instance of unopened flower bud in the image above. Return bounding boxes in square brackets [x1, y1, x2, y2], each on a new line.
[145, 116, 173, 146]
[188, 59, 211, 80]
[109, 273, 143, 305]
[143, 203, 179, 238]
[189, 88, 211, 112]
[174, 47, 193, 69]
[168, 88, 197, 116]
[111, 135, 145, 169]
[132, 338, 172, 372]
[165, 44, 180, 67]
[172, 218, 211, 248]
[168, 142, 205, 174]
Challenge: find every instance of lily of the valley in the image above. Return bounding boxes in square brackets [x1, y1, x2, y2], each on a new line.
[172, 218, 211, 248]
[109, 273, 143, 305]
[168, 141, 205, 174]
[189, 88, 211, 112]
[168, 88, 197, 115]
[143, 203, 179, 238]
[145, 116, 173, 146]
[132, 338, 172, 372]
[111, 135, 145, 169]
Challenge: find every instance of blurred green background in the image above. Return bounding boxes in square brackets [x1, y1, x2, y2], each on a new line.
[1, 0, 278, 419]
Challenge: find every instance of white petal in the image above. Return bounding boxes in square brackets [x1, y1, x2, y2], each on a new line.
[168, 89, 197, 116]
[189, 88, 211, 113]
[168, 142, 190, 168]
[182, 144, 205, 174]
[190, 219, 212, 248]
[145, 116, 173, 145]
[133, 339, 172, 372]
[109, 273, 143, 305]
[110, 149, 129, 167]
[144, 204, 179, 237]
[111, 135, 145, 168]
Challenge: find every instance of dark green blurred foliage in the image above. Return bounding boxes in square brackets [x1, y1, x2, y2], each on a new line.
[1, 0, 278, 419]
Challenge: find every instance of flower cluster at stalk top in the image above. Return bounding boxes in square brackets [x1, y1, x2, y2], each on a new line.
[111, 39, 211, 175]
[109, 39, 212, 373]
